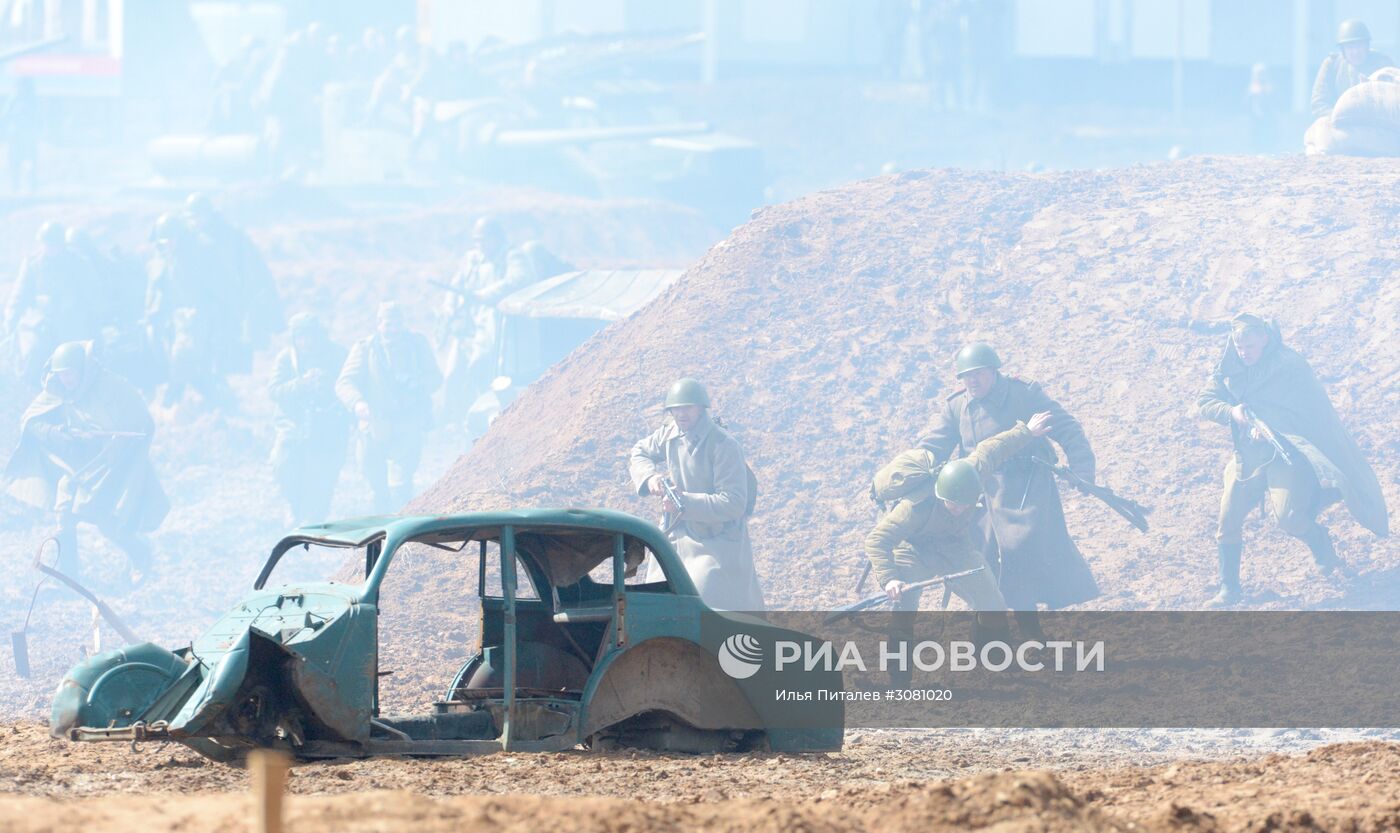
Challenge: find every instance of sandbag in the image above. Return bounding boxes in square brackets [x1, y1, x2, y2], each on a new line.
[1305, 114, 1400, 157]
[1332, 78, 1400, 131]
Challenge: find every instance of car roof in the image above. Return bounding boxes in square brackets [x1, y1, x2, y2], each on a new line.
[286, 508, 677, 562]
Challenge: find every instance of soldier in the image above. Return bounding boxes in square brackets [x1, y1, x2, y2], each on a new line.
[436, 216, 572, 421]
[1311, 20, 1395, 118]
[1196, 313, 1388, 606]
[336, 302, 441, 512]
[918, 343, 1100, 632]
[2, 342, 168, 586]
[629, 379, 765, 611]
[866, 412, 1055, 615]
[183, 192, 284, 371]
[270, 313, 349, 526]
[4, 221, 103, 385]
[145, 212, 235, 409]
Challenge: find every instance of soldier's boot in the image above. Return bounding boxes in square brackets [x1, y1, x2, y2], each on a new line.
[1304, 526, 1356, 580]
[1206, 542, 1242, 607]
[971, 611, 1012, 649]
[1013, 610, 1045, 642]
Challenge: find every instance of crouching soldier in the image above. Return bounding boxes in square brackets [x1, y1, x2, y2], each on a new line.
[629, 379, 765, 611]
[865, 411, 1055, 615]
[2, 342, 169, 586]
[1196, 313, 1388, 606]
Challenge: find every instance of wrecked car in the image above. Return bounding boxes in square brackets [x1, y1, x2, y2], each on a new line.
[50, 509, 841, 761]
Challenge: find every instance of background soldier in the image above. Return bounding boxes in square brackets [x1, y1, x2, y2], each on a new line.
[866, 412, 1055, 613]
[918, 343, 1099, 633]
[1195, 313, 1388, 606]
[337, 302, 441, 512]
[270, 313, 349, 526]
[629, 378, 765, 611]
[436, 215, 572, 422]
[1311, 19, 1394, 118]
[183, 192, 285, 371]
[2, 342, 168, 587]
[4, 221, 103, 385]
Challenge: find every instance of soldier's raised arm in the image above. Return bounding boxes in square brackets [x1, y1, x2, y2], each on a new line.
[966, 412, 1054, 478]
[677, 436, 750, 524]
[1028, 382, 1095, 482]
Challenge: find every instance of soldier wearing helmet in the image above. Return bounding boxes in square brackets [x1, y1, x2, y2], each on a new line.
[4, 220, 103, 384]
[917, 342, 1100, 628]
[3, 341, 168, 586]
[1195, 314, 1388, 606]
[629, 379, 766, 610]
[269, 313, 350, 525]
[336, 302, 441, 512]
[865, 412, 1054, 617]
[1311, 19, 1394, 118]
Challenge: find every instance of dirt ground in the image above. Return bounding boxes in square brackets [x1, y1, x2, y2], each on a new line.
[2, 721, 1400, 832]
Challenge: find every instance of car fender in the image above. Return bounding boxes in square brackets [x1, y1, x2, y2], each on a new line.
[579, 636, 763, 738]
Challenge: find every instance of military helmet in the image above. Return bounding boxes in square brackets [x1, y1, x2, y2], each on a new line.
[664, 378, 710, 409]
[184, 191, 215, 219]
[954, 342, 1002, 377]
[37, 220, 66, 247]
[152, 212, 186, 243]
[288, 312, 323, 337]
[1338, 19, 1371, 44]
[933, 459, 983, 506]
[49, 341, 87, 374]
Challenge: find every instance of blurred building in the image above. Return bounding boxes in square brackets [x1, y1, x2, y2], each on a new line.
[419, 0, 1399, 113]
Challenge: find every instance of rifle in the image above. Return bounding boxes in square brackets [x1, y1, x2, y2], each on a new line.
[1241, 406, 1294, 466]
[824, 566, 985, 623]
[428, 278, 469, 299]
[1031, 458, 1150, 533]
[658, 477, 686, 535]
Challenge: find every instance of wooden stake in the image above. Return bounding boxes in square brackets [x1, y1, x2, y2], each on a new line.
[249, 749, 291, 833]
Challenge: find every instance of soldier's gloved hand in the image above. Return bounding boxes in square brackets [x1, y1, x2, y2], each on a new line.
[1027, 411, 1054, 437]
[302, 368, 323, 384]
[354, 401, 371, 422]
[884, 580, 907, 602]
[646, 474, 666, 495]
[1230, 404, 1249, 426]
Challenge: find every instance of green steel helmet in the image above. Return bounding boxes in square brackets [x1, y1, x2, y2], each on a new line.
[664, 378, 710, 409]
[1338, 19, 1371, 44]
[954, 342, 1002, 377]
[49, 341, 87, 374]
[933, 459, 983, 505]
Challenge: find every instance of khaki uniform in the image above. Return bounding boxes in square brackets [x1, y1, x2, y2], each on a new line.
[270, 335, 349, 524]
[629, 412, 765, 611]
[1311, 49, 1395, 118]
[336, 330, 441, 512]
[865, 422, 1038, 611]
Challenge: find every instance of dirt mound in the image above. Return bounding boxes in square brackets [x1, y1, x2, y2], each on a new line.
[401, 155, 1396, 625]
